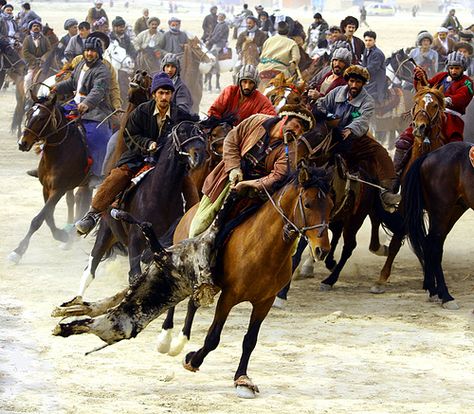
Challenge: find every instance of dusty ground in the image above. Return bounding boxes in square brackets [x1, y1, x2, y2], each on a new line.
[1, 3, 474, 414]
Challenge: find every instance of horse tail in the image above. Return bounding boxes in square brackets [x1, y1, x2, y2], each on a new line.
[401, 153, 429, 265]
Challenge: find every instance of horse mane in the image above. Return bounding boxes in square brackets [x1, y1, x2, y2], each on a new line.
[199, 114, 237, 129]
[413, 86, 446, 110]
[278, 164, 331, 194]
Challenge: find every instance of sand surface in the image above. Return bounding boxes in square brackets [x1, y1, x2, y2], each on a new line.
[1, 3, 474, 413]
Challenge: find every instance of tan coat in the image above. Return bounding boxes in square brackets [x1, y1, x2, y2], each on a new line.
[257, 34, 300, 77]
[202, 114, 296, 202]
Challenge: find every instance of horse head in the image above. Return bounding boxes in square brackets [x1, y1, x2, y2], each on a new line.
[411, 86, 445, 152]
[199, 114, 236, 163]
[18, 92, 58, 152]
[280, 161, 332, 261]
[170, 121, 208, 170]
[264, 74, 304, 111]
[105, 40, 134, 73]
[128, 69, 152, 105]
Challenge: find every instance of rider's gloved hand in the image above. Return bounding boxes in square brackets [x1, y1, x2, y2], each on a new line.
[148, 141, 158, 152]
[77, 102, 89, 114]
[229, 167, 243, 186]
[444, 97, 452, 107]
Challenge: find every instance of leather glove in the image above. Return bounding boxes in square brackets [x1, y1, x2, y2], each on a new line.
[229, 167, 243, 185]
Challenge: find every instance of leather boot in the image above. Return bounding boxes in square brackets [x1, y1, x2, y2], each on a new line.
[75, 209, 101, 236]
[26, 168, 38, 178]
[392, 147, 409, 192]
[380, 179, 401, 213]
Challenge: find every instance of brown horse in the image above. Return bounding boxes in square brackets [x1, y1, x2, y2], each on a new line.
[8, 92, 91, 264]
[181, 36, 214, 114]
[402, 142, 474, 309]
[53, 163, 333, 398]
[264, 73, 306, 111]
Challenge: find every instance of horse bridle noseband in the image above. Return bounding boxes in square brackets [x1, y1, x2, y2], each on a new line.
[170, 121, 206, 157]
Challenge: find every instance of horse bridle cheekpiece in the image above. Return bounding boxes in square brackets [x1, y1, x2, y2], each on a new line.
[171, 121, 206, 157]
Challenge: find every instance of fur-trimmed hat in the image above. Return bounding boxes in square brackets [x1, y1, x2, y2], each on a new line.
[340, 16, 359, 32]
[343, 65, 370, 83]
[446, 51, 468, 69]
[454, 41, 473, 56]
[416, 31, 433, 45]
[150, 72, 175, 94]
[279, 104, 316, 132]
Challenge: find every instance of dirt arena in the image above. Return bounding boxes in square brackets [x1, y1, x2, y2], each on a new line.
[1, 3, 474, 413]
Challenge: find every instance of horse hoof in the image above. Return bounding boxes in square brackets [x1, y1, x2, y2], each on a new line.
[272, 296, 286, 309]
[370, 245, 389, 257]
[156, 329, 173, 354]
[234, 375, 259, 399]
[442, 300, 460, 310]
[428, 293, 442, 303]
[320, 283, 333, 291]
[370, 284, 386, 294]
[7, 251, 21, 264]
[168, 332, 188, 357]
[182, 353, 199, 372]
[59, 241, 72, 251]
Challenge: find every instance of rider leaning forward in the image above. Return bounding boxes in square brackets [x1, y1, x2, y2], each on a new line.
[393, 51, 474, 177]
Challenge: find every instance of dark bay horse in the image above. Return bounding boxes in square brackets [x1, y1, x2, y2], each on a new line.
[0, 38, 27, 136]
[53, 163, 333, 398]
[402, 142, 474, 309]
[8, 93, 91, 264]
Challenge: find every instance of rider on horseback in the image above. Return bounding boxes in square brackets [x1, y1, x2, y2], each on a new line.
[393, 51, 474, 176]
[161, 52, 193, 113]
[75, 72, 199, 235]
[208, 64, 276, 126]
[315, 65, 401, 210]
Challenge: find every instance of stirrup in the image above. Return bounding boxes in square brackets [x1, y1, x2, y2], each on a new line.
[75, 211, 101, 236]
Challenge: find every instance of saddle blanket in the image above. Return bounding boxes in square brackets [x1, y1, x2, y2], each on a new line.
[469, 146, 474, 169]
[131, 165, 155, 185]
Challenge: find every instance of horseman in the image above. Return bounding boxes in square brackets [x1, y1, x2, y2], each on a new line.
[393, 51, 474, 175]
[307, 46, 352, 102]
[340, 16, 365, 64]
[110, 16, 136, 60]
[361, 30, 386, 104]
[133, 8, 149, 36]
[235, 16, 268, 61]
[189, 103, 315, 238]
[86, 0, 109, 34]
[18, 2, 41, 37]
[0, 4, 19, 46]
[201, 6, 218, 43]
[315, 65, 401, 210]
[257, 11, 274, 37]
[75, 72, 199, 235]
[56, 19, 78, 63]
[133, 17, 165, 74]
[409, 31, 438, 79]
[161, 52, 193, 113]
[160, 17, 189, 55]
[54, 36, 113, 185]
[64, 21, 91, 62]
[432, 27, 455, 70]
[257, 21, 300, 80]
[454, 42, 474, 76]
[208, 64, 276, 126]
[306, 13, 329, 50]
[22, 20, 51, 92]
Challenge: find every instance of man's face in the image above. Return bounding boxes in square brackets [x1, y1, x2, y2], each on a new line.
[331, 58, 346, 76]
[347, 77, 364, 98]
[457, 47, 470, 58]
[68, 24, 78, 36]
[246, 18, 256, 31]
[114, 24, 126, 35]
[170, 21, 180, 31]
[4, 6, 13, 15]
[345, 24, 356, 36]
[211, 8, 217, 15]
[154, 88, 173, 110]
[240, 79, 256, 96]
[364, 36, 375, 49]
[448, 65, 463, 79]
[143, 9, 149, 18]
[330, 30, 341, 41]
[84, 49, 98, 63]
[438, 32, 448, 40]
[149, 21, 158, 31]
[260, 15, 268, 22]
[283, 117, 305, 137]
[421, 38, 431, 48]
[31, 24, 41, 33]
[164, 64, 177, 78]
[217, 15, 225, 23]
[96, 2, 103, 9]
[79, 27, 90, 38]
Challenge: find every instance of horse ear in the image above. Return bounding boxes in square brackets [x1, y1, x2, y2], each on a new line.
[48, 92, 57, 105]
[298, 160, 310, 184]
[437, 84, 444, 94]
[29, 87, 38, 103]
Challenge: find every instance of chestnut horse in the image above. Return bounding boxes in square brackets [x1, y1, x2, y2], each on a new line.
[53, 163, 333, 398]
[402, 142, 474, 309]
[9, 93, 91, 264]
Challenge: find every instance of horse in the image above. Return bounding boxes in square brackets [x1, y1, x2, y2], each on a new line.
[8, 92, 92, 264]
[181, 36, 215, 114]
[204, 46, 237, 93]
[0, 38, 27, 136]
[53, 162, 334, 398]
[264, 73, 306, 111]
[65, 120, 208, 300]
[402, 142, 474, 309]
[232, 37, 260, 83]
[104, 40, 135, 108]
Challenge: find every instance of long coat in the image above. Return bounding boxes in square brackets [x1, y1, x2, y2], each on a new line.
[362, 45, 387, 103]
[207, 21, 229, 50]
[202, 114, 295, 202]
[22, 34, 51, 68]
[236, 29, 268, 54]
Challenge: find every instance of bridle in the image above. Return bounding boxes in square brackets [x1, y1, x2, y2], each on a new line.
[261, 182, 329, 242]
[264, 84, 301, 112]
[411, 92, 442, 143]
[170, 121, 207, 157]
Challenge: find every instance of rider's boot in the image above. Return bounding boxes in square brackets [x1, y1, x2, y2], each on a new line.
[26, 168, 38, 178]
[392, 147, 409, 190]
[75, 208, 101, 235]
[380, 179, 402, 213]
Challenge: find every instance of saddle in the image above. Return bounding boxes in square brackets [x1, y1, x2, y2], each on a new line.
[114, 164, 155, 210]
[217, 47, 232, 61]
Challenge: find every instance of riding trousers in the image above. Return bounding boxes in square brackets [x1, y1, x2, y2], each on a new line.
[91, 165, 134, 211]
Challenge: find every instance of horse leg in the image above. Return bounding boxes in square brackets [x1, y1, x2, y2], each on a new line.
[12, 74, 25, 137]
[0, 70, 6, 90]
[168, 298, 199, 356]
[325, 221, 343, 271]
[368, 213, 388, 256]
[128, 229, 145, 284]
[157, 307, 175, 354]
[74, 186, 93, 221]
[234, 296, 274, 399]
[183, 291, 234, 372]
[43, 190, 70, 243]
[215, 73, 221, 90]
[8, 189, 63, 263]
[66, 190, 75, 224]
[321, 217, 364, 290]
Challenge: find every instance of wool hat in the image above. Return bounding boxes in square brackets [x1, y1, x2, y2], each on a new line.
[84, 36, 103, 59]
[28, 20, 42, 30]
[454, 41, 473, 56]
[64, 18, 78, 30]
[416, 31, 433, 45]
[150, 72, 175, 94]
[112, 16, 126, 27]
[86, 31, 110, 50]
[446, 51, 468, 69]
[343, 65, 370, 83]
[161, 53, 181, 74]
[332, 47, 352, 66]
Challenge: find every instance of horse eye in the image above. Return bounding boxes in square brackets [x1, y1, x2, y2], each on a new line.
[304, 202, 311, 209]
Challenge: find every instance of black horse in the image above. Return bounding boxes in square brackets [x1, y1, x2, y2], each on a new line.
[402, 142, 474, 309]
